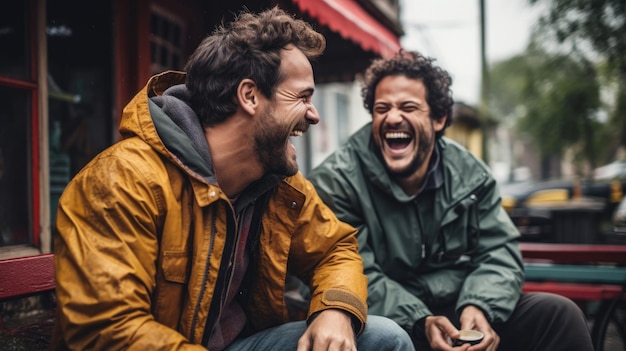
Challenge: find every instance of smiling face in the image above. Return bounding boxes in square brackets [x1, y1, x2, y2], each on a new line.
[253, 46, 319, 176]
[372, 75, 447, 181]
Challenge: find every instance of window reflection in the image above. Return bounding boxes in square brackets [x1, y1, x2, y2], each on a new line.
[0, 86, 30, 246]
[150, 8, 185, 74]
[47, 0, 113, 231]
[0, 1, 30, 80]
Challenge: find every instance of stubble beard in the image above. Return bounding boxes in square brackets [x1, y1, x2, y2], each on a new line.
[254, 108, 299, 177]
[386, 122, 435, 179]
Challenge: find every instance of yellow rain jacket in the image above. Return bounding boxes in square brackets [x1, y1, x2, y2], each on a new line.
[51, 71, 367, 350]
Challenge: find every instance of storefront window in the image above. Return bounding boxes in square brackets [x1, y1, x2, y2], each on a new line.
[0, 1, 30, 80]
[0, 87, 31, 246]
[47, 0, 113, 228]
[0, 0, 34, 248]
[150, 7, 185, 74]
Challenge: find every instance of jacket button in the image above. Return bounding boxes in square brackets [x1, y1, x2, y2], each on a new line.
[291, 201, 297, 209]
[209, 191, 216, 197]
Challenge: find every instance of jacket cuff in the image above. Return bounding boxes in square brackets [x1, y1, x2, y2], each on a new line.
[308, 288, 368, 334]
[412, 316, 428, 339]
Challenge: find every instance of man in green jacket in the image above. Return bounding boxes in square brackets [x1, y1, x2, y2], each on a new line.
[51, 7, 413, 351]
[309, 51, 593, 351]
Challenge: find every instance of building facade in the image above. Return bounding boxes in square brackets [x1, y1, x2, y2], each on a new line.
[0, 0, 402, 260]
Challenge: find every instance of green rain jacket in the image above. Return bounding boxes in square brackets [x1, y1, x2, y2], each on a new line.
[309, 123, 524, 332]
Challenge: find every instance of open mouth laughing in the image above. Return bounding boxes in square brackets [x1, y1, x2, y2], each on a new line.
[290, 120, 309, 138]
[384, 130, 413, 152]
[288, 123, 309, 152]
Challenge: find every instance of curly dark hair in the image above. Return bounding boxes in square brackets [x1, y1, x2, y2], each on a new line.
[185, 7, 326, 126]
[361, 50, 454, 137]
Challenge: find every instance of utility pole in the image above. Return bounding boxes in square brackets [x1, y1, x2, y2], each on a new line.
[479, 0, 490, 164]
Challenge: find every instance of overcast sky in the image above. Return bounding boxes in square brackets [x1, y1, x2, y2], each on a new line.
[399, 0, 542, 106]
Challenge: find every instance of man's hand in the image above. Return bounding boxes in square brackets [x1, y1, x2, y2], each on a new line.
[459, 305, 500, 351]
[421, 307, 500, 351]
[423, 315, 466, 351]
[297, 309, 356, 351]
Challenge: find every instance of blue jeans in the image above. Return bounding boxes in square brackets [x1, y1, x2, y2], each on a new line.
[224, 315, 415, 351]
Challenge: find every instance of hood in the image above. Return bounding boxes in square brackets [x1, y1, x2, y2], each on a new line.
[119, 71, 216, 184]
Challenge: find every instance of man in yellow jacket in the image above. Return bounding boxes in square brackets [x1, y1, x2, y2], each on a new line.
[51, 7, 413, 351]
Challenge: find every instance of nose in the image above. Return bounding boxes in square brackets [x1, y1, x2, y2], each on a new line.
[384, 107, 404, 125]
[306, 103, 320, 125]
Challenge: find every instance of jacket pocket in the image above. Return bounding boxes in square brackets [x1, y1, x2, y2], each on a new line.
[437, 194, 479, 263]
[161, 250, 190, 283]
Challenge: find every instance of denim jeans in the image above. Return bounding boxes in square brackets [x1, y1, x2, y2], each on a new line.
[224, 315, 415, 351]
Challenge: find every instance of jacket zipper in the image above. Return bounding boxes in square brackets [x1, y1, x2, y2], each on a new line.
[189, 206, 217, 343]
[187, 202, 238, 344]
[433, 176, 488, 262]
[202, 203, 238, 345]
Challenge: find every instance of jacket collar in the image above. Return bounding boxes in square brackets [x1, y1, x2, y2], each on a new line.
[418, 141, 444, 194]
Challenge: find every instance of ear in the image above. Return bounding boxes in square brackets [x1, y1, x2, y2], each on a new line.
[236, 78, 259, 115]
[434, 115, 448, 132]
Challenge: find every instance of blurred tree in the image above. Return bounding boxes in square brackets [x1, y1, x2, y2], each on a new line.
[489, 44, 603, 179]
[520, 46, 602, 176]
[528, 0, 626, 154]
[488, 55, 529, 123]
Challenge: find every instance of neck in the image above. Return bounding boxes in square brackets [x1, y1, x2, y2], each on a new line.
[395, 168, 427, 196]
[205, 117, 263, 198]
[395, 152, 433, 196]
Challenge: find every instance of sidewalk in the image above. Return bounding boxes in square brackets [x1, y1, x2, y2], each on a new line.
[0, 310, 54, 351]
[601, 310, 625, 351]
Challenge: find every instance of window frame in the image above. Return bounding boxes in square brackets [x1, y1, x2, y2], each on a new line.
[0, 0, 48, 259]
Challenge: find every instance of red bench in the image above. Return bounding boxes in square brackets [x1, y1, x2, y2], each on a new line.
[519, 242, 626, 351]
[0, 254, 55, 329]
[520, 242, 626, 264]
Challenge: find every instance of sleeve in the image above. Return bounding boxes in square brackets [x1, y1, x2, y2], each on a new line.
[455, 176, 525, 323]
[308, 162, 432, 332]
[286, 175, 369, 334]
[53, 153, 206, 351]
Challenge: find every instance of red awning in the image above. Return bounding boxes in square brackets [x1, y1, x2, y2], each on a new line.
[292, 0, 401, 58]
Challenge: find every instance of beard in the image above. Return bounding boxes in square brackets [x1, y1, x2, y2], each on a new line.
[385, 121, 436, 178]
[254, 107, 299, 177]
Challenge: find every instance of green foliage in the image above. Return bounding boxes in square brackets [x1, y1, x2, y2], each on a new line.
[488, 55, 529, 121]
[524, 51, 600, 153]
[529, 0, 626, 150]
[488, 0, 625, 177]
[529, 0, 626, 75]
[489, 45, 602, 172]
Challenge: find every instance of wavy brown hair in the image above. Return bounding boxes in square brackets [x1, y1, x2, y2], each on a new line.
[361, 50, 454, 138]
[185, 7, 326, 126]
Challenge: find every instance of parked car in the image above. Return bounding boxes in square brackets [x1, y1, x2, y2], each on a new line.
[500, 172, 625, 244]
